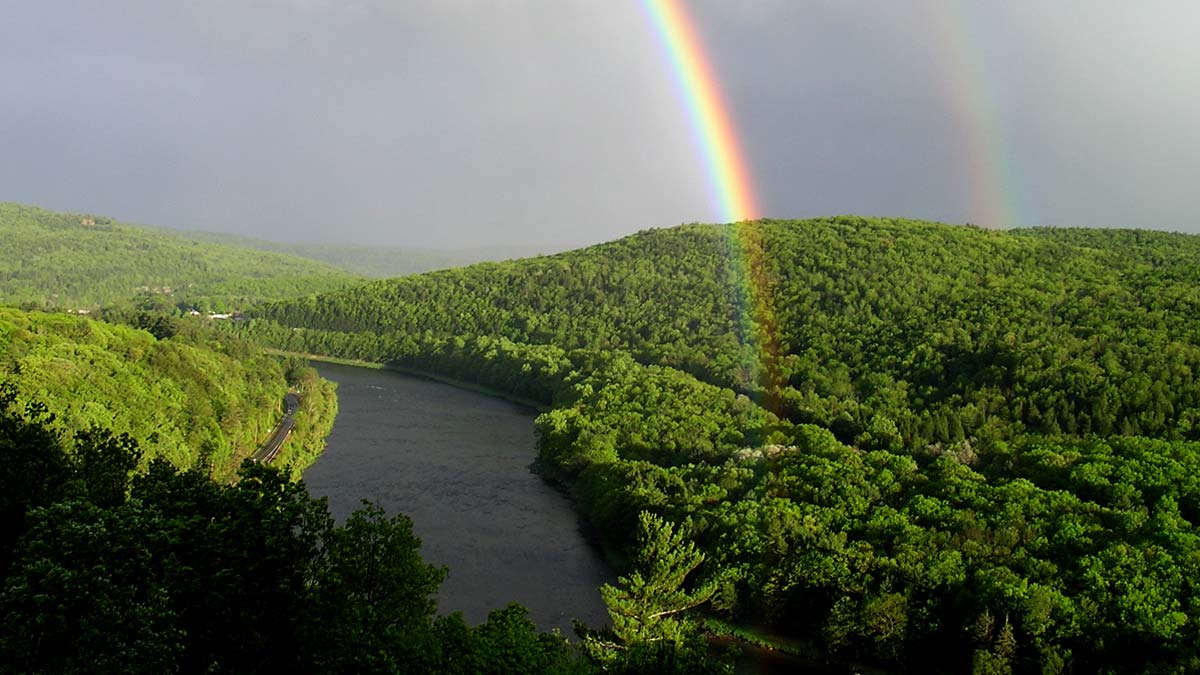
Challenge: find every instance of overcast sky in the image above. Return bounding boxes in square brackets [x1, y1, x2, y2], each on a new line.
[2, 1, 1197, 247]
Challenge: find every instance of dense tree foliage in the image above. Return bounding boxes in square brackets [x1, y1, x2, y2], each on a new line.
[241, 218, 1200, 673]
[0, 392, 725, 674]
[0, 307, 335, 479]
[0, 202, 362, 310]
[257, 217, 1200, 447]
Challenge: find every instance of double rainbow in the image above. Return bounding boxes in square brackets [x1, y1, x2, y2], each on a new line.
[644, 1, 1028, 406]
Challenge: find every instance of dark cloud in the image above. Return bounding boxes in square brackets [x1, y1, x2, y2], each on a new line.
[2, 1, 1196, 247]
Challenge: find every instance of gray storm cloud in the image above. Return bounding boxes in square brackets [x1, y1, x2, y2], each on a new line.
[1, 0, 1196, 247]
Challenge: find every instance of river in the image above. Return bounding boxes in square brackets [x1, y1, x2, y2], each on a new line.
[302, 362, 612, 636]
[303, 362, 858, 674]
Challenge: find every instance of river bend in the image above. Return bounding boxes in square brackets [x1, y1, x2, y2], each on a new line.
[302, 363, 612, 635]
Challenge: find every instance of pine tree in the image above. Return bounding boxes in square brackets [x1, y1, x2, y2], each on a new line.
[603, 512, 714, 644]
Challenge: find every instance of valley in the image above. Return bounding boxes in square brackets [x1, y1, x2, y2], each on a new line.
[2, 207, 1199, 673]
[6, 3, 1193, 672]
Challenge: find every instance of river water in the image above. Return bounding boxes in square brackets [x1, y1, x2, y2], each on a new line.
[304, 362, 852, 673]
[303, 363, 612, 636]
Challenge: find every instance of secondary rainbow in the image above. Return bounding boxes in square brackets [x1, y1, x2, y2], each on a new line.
[936, 2, 1026, 228]
[643, 0, 760, 223]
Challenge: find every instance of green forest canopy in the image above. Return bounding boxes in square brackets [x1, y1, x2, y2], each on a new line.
[0, 307, 336, 480]
[242, 216, 1200, 674]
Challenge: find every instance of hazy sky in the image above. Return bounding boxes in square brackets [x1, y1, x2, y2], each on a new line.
[3, 1, 1197, 247]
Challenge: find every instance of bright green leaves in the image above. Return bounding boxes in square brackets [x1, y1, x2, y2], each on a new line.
[596, 513, 715, 647]
[579, 512, 728, 674]
[0, 307, 338, 479]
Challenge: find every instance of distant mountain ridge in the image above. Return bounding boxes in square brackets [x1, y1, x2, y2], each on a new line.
[153, 226, 567, 278]
[0, 202, 362, 310]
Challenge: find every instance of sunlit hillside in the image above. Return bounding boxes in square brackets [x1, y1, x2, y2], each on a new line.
[0, 203, 362, 311]
[0, 306, 336, 479]
[239, 216, 1200, 673]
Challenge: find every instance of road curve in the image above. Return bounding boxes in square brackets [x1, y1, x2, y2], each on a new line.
[252, 393, 300, 463]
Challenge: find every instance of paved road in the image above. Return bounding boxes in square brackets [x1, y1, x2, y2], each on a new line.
[252, 393, 300, 463]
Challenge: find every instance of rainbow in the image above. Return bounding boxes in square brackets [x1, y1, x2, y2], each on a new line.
[642, 0, 759, 223]
[936, 3, 1024, 229]
[643, 0, 782, 408]
[642, 2, 1028, 407]
[646, 1, 1027, 233]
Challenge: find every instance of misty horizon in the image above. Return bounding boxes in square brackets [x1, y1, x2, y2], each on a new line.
[3, 1, 1197, 247]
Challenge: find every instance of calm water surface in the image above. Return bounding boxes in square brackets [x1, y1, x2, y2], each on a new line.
[304, 363, 612, 635]
[305, 363, 840, 673]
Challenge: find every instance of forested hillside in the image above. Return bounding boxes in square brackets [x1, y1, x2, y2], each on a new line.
[0, 203, 362, 310]
[258, 217, 1200, 447]
[0, 307, 336, 480]
[243, 217, 1200, 674]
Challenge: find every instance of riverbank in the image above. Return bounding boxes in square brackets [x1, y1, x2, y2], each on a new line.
[705, 618, 896, 675]
[706, 618, 818, 658]
[263, 348, 550, 412]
